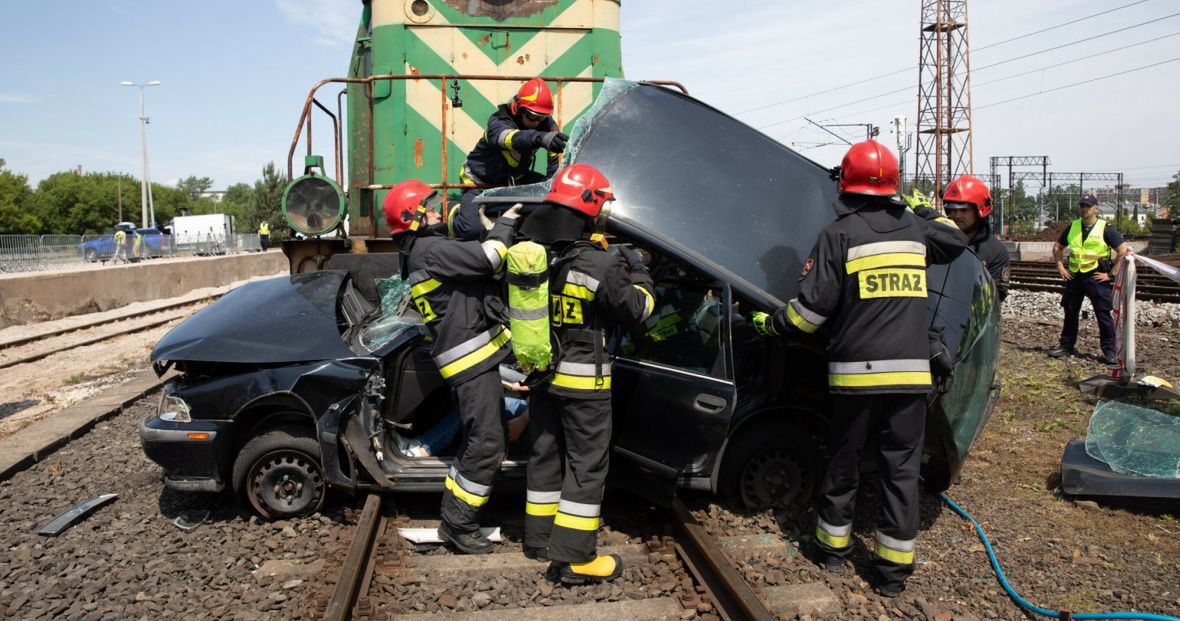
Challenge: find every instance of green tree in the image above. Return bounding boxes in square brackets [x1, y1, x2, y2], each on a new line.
[1165, 169, 1180, 214]
[176, 175, 214, 202]
[217, 182, 255, 225]
[29, 171, 145, 234]
[251, 162, 288, 233]
[0, 159, 40, 234]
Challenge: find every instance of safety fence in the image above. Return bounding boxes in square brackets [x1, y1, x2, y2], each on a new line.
[0, 233, 267, 274]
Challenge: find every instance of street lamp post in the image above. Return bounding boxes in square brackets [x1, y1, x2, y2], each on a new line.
[121, 80, 162, 228]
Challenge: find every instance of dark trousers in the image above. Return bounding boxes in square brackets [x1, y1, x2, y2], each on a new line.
[454, 170, 547, 242]
[524, 390, 612, 563]
[1059, 275, 1115, 355]
[440, 368, 507, 532]
[816, 393, 926, 588]
[259, 234, 269, 251]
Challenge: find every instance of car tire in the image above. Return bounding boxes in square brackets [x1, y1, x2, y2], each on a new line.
[84, 248, 98, 263]
[232, 425, 326, 519]
[720, 421, 822, 512]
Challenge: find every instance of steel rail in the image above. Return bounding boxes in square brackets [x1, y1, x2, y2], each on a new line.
[0, 313, 191, 371]
[323, 494, 384, 621]
[0, 295, 220, 352]
[670, 496, 775, 621]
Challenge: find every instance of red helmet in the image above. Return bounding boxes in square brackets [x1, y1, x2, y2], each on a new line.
[545, 164, 614, 218]
[382, 180, 435, 235]
[943, 175, 993, 218]
[510, 77, 554, 117]
[838, 140, 900, 196]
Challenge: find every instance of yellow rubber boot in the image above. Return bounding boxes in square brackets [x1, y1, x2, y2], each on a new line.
[558, 553, 623, 584]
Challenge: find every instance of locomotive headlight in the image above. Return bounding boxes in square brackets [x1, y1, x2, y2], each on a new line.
[282, 173, 346, 237]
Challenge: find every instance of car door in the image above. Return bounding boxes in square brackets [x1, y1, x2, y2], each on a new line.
[608, 278, 735, 505]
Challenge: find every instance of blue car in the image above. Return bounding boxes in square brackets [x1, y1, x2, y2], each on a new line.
[80, 227, 166, 262]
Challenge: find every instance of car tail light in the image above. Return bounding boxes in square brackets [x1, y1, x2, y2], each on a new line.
[159, 394, 192, 423]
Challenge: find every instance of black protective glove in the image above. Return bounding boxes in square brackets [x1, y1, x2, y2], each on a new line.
[618, 245, 647, 272]
[539, 131, 569, 152]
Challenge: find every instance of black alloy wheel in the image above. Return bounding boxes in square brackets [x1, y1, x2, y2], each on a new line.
[84, 248, 99, 262]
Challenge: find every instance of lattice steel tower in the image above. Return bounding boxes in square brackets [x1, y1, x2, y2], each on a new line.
[915, 0, 974, 201]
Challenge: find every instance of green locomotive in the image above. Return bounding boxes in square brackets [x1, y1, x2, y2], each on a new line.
[280, 0, 623, 272]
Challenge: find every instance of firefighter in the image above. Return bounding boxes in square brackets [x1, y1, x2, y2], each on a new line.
[451, 78, 569, 241]
[1048, 194, 1128, 365]
[941, 176, 1010, 302]
[751, 140, 967, 597]
[382, 179, 520, 554]
[513, 164, 654, 583]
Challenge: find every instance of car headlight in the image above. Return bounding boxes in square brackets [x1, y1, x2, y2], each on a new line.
[158, 394, 192, 423]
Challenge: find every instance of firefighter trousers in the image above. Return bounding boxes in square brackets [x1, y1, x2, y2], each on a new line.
[815, 393, 925, 588]
[524, 390, 611, 564]
[440, 367, 507, 533]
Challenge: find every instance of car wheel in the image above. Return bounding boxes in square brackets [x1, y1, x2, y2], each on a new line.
[721, 422, 822, 512]
[232, 425, 325, 519]
[84, 248, 98, 262]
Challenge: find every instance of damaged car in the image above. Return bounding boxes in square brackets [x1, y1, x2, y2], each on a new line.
[140, 79, 1001, 518]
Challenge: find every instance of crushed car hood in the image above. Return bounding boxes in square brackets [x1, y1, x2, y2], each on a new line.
[152, 271, 357, 367]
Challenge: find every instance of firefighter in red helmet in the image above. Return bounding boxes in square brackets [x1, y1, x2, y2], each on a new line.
[383, 180, 521, 554]
[751, 140, 967, 597]
[943, 175, 1010, 302]
[452, 78, 569, 241]
[512, 163, 655, 584]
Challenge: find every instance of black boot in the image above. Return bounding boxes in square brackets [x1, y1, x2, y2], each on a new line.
[522, 544, 549, 562]
[438, 520, 493, 555]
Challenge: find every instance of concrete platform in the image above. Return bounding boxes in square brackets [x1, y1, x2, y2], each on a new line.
[0, 250, 287, 328]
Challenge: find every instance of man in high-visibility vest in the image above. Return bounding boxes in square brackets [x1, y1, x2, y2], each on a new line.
[1048, 194, 1128, 365]
[258, 220, 270, 251]
[113, 228, 128, 263]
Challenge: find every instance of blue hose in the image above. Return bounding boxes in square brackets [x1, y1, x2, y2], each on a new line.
[938, 492, 1180, 621]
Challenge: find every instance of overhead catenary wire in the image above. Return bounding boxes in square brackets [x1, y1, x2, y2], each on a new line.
[733, 0, 1154, 116]
[757, 13, 1180, 131]
[974, 56, 1180, 110]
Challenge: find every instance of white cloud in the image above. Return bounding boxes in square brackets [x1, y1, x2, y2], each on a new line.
[274, 0, 357, 47]
[0, 92, 38, 104]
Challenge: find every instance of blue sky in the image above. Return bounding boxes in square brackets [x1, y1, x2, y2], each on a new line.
[1, 0, 1178, 191]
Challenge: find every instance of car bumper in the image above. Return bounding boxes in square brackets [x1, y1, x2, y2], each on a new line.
[139, 415, 231, 493]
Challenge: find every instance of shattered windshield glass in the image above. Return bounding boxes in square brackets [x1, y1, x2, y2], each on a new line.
[1086, 400, 1180, 479]
[485, 79, 839, 306]
[357, 276, 419, 352]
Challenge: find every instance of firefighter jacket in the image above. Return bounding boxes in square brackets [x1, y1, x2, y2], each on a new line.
[966, 221, 1010, 302]
[401, 216, 517, 385]
[544, 241, 655, 400]
[766, 195, 968, 395]
[462, 104, 560, 188]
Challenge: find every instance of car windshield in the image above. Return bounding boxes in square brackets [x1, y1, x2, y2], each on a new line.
[355, 275, 421, 352]
[485, 78, 839, 307]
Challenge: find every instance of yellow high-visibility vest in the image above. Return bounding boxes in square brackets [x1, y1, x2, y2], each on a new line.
[1066, 218, 1110, 273]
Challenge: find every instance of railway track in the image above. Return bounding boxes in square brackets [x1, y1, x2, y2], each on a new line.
[318, 494, 835, 621]
[0, 295, 219, 370]
[1008, 260, 1180, 303]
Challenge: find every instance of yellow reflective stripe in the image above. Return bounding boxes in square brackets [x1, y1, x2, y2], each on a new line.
[786, 304, 819, 334]
[438, 328, 512, 379]
[634, 285, 655, 321]
[445, 476, 489, 507]
[447, 204, 459, 237]
[829, 371, 932, 387]
[857, 268, 926, 299]
[845, 252, 926, 274]
[526, 502, 558, 517]
[934, 217, 957, 228]
[554, 512, 600, 531]
[874, 541, 914, 565]
[503, 129, 519, 151]
[815, 526, 850, 549]
[561, 283, 596, 301]
[411, 278, 442, 298]
[551, 373, 611, 391]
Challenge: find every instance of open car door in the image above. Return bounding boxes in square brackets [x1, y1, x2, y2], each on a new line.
[608, 279, 735, 505]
